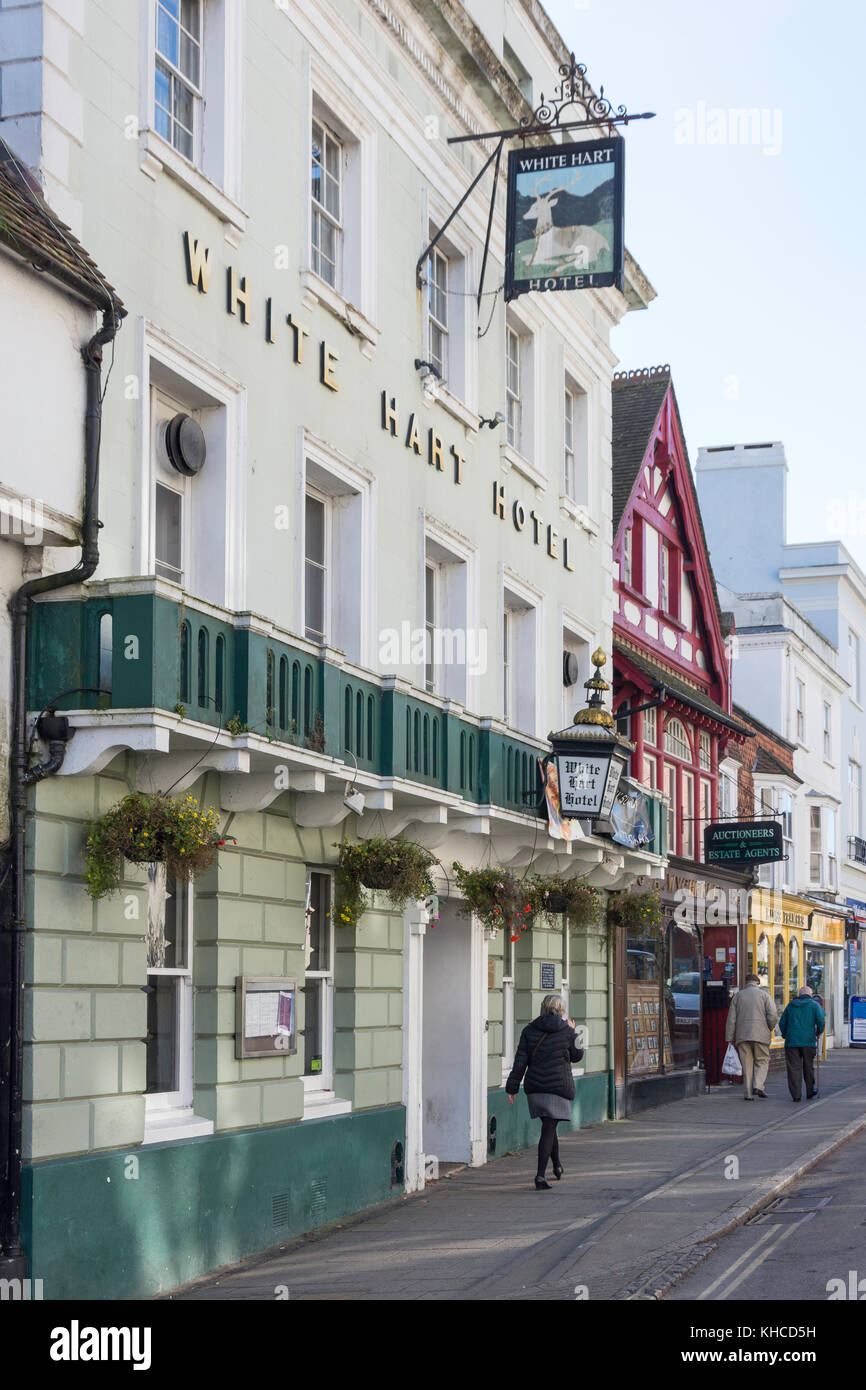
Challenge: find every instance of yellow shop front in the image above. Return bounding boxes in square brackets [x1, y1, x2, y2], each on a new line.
[745, 893, 811, 1049]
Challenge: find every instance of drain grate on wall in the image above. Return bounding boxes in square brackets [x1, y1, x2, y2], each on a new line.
[272, 1192, 290, 1229]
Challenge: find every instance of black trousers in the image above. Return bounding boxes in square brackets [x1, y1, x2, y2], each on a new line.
[785, 1046, 817, 1100]
[537, 1118, 560, 1176]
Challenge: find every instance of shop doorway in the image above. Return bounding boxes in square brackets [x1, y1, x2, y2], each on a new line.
[420, 900, 486, 1167]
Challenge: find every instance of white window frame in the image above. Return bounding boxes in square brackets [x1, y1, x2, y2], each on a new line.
[810, 802, 839, 889]
[421, 194, 477, 422]
[303, 486, 330, 645]
[501, 304, 542, 487]
[849, 760, 861, 842]
[143, 870, 213, 1145]
[850, 629, 862, 705]
[501, 568, 543, 738]
[779, 788, 794, 888]
[561, 611, 592, 734]
[823, 701, 832, 761]
[301, 57, 378, 352]
[561, 366, 590, 513]
[425, 559, 439, 695]
[311, 115, 343, 290]
[699, 730, 711, 771]
[622, 527, 633, 588]
[154, 0, 203, 164]
[682, 770, 695, 859]
[140, 0, 246, 239]
[795, 678, 805, 742]
[421, 514, 479, 709]
[137, 319, 247, 610]
[426, 242, 448, 380]
[302, 869, 352, 1120]
[664, 717, 692, 762]
[297, 430, 377, 666]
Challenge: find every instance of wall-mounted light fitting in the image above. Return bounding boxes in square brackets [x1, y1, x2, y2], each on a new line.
[478, 411, 505, 430]
[413, 359, 442, 379]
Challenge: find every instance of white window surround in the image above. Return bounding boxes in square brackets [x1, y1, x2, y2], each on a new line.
[560, 607, 594, 733]
[300, 55, 379, 356]
[562, 361, 591, 507]
[136, 318, 247, 611]
[422, 191, 478, 423]
[139, 0, 247, 245]
[419, 512, 479, 711]
[295, 428, 377, 668]
[500, 566, 543, 739]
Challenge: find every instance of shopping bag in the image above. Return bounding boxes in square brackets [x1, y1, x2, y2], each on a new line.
[721, 1043, 742, 1077]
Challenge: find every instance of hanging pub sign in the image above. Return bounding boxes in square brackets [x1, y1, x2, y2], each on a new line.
[703, 820, 784, 868]
[505, 137, 624, 300]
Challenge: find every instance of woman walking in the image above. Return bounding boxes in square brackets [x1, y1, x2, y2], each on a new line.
[506, 994, 584, 1189]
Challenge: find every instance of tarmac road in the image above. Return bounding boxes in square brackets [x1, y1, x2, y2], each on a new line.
[666, 1123, 866, 1302]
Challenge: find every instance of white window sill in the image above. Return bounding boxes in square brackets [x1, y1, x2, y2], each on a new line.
[559, 495, 599, 537]
[433, 384, 480, 436]
[301, 1089, 353, 1121]
[500, 441, 546, 493]
[138, 129, 247, 246]
[300, 270, 380, 358]
[141, 1108, 214, 1146]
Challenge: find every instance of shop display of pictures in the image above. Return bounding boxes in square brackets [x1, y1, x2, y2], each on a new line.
[626, 982, 673, 1073]
[505, 138, 624, 299]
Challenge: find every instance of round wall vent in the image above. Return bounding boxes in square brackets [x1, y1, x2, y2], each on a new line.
[164, 413, 206, 477]
[563, 651, 580, 687]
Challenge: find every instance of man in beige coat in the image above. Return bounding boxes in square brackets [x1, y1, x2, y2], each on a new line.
[725, 974, 779, 1100]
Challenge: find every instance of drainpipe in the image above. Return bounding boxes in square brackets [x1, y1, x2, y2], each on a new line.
[0, 306, 122, 1273]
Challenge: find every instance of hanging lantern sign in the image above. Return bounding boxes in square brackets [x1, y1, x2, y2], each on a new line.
[548, 648, 634, 822]
[505, 137, 624, 300]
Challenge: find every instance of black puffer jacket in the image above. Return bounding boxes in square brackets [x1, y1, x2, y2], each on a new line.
[506, 1013, 584, 1099]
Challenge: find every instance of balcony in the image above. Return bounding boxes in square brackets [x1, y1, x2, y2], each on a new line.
[27, 578, 669, 876]
[848, 836, 866, 867]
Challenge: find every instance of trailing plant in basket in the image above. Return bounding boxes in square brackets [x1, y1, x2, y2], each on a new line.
[83, 792, 224, 900]
[529, 874, 600, 931]
[335, 836, 437, 928]
[451, 863, 534, 940]
[606, 885, 664, 942]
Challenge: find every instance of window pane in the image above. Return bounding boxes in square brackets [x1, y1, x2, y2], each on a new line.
[163, 878, 189, 970]
[145, 976, 179, 1093]
[155, 61, 172, 119]
[156, 3, 179, 65]
[181, 0, 200, 36]
[305, 562, 325, 642]
[303, 980, 323, 1075]
[155, 483, 182, 581]
[307, 874, 331, 973]
[180, 29, 200, 86]
[305, 494, 325, 564]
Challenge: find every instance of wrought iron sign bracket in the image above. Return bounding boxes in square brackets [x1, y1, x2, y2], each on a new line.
[415, 55, 654, 317]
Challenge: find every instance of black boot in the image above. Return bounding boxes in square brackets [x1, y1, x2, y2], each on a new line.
[534, 1176, 551, 1189]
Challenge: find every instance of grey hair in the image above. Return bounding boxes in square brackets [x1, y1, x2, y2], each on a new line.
[798, 985, 813, 997]
[541, 993, 566, 1018]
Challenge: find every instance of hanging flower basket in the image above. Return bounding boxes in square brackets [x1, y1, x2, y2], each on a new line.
[607, 885, 664, 942]
[529, 874, 600, 931]
[451, 863, 534, 938]
[83, 791, 225, 900]
[335, 836, 438, 928]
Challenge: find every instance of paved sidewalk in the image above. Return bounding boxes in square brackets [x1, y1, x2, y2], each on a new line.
[169, 1049, 866, 1301]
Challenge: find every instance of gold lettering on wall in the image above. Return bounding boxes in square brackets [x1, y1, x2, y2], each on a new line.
[547, 525, 559, 560]
[287, 313, 309, 363]
[406, 413, 422, 455]
[512, 500, 525, 531]
[227, 266, 251, 323]
[562, 536, 575, 572]
[450, 444, 465, 486]
[428, 429, 444, 471]
[320, 344, 340, 391]
[183, 231, 211, 293]
[381, 392, 399, 436]
[265, 297, 277, 343]
[530, 510, 542, 544]
[493, 482, 506, 519]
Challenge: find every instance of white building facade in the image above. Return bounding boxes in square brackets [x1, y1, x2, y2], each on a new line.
[0, 0, 667, 1298]
[696, 443, 864, 1047]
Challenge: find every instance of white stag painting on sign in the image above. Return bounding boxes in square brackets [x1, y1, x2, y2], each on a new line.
[514, 166, 614, 280]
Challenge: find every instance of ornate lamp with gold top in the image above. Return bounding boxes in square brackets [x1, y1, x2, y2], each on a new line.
[548, 648, 635, 820]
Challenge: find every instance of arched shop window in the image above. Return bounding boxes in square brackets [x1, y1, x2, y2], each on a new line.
[664, 717, 692, 761]
[774, 934, 786, 1018]
[789, 937, 800, 996]
[757, 932, 769, 987]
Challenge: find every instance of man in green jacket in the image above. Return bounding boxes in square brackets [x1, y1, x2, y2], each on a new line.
[778, 986, 826, 1102]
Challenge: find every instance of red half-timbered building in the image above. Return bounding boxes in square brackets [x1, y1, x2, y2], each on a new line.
[610, 366, 752, 1110]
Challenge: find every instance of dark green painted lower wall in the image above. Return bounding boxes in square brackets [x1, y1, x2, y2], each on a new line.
[487, 1073, 608, 1156]
[22, 1105, 405, 1301]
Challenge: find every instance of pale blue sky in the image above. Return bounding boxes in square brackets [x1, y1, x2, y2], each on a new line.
[544, 0, 866, 567]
